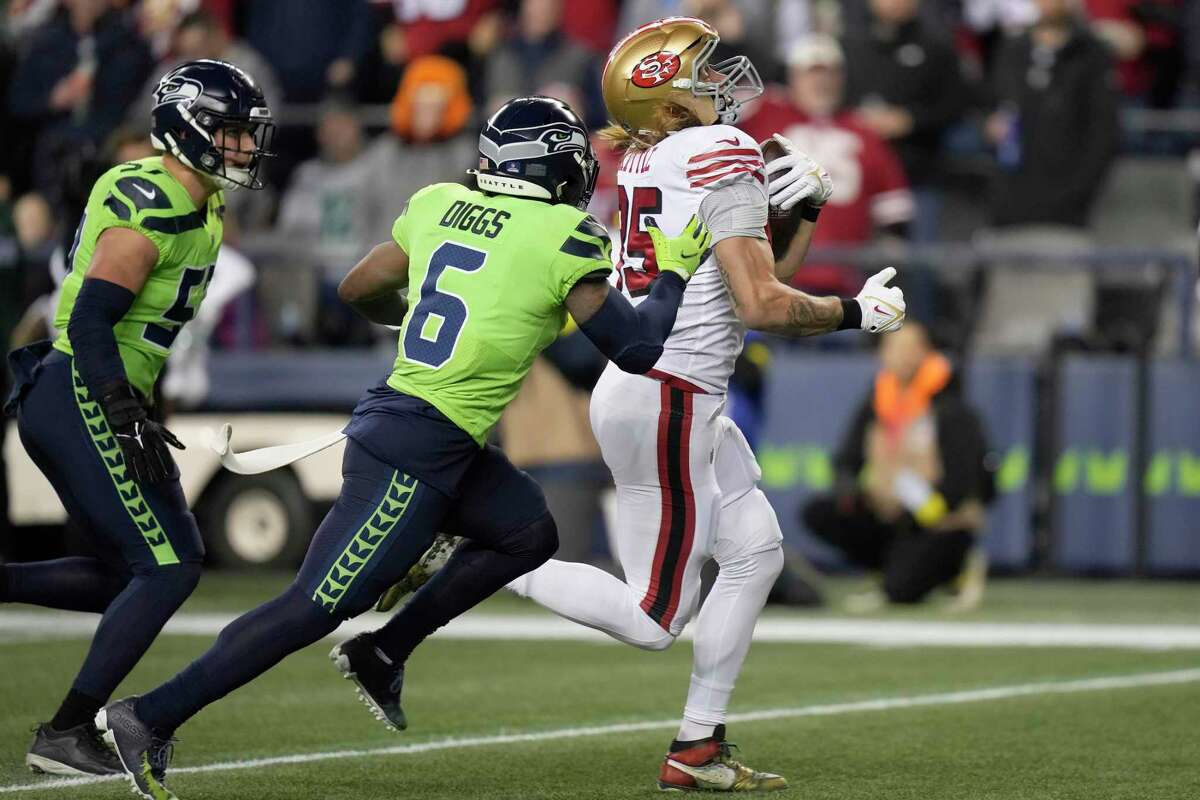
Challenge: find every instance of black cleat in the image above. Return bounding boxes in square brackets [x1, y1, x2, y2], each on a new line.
[95, 698, 178, 800]
[25, 721, 123, 776]
[330, 633, 408, 731]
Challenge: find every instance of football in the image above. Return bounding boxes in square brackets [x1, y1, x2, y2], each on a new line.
[760, 137, 804, 259]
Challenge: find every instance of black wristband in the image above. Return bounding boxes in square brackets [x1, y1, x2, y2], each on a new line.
[97, 381, 147, 428]
[800, 203, 821, 223]
[838, 298, 861, 331]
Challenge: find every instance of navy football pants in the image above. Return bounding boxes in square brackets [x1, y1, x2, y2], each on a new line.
[3, 346, 204, 702]
[136, 435, 557, 733]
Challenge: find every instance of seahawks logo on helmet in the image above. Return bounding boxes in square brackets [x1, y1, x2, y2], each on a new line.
[479, 123, 587, 166]
[153, 75, 203, 109]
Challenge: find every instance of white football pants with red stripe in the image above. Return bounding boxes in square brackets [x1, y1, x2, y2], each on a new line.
[508, 366, 784, 730]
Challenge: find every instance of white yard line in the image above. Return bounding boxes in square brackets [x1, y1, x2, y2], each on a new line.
[2, 668, 1198, 795]
[3, 610, 1200, 650]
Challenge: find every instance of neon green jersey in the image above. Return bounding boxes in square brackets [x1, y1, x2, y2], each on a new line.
[387, 182, 612, 445]
[53, 156, 224, 398]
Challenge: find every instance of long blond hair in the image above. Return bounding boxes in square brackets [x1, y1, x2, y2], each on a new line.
[599, 102, 704, 153]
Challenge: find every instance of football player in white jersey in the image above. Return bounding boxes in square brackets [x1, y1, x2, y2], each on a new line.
[507, 16, 906, 792]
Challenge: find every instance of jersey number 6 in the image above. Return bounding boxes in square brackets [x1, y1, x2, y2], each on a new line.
[403, 241, 486, 369]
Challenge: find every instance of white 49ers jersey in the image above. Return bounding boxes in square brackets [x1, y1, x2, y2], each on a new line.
[615, 124, 765, 394]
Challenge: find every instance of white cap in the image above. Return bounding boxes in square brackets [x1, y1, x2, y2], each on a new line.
[787, 34, 844, 69]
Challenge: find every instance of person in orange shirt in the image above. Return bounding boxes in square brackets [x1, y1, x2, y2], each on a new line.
[802, 321, 993, 605]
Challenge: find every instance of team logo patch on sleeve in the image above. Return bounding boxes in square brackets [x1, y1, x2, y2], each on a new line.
[631, 52, 681, 88]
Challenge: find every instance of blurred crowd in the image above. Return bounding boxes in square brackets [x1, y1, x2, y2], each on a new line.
[2, 0, 1199, 362]
[3, 0, 1196, 595]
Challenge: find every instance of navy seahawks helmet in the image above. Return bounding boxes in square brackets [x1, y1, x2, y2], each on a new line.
[471, 97, 598, 210]
[150, 59, 275, 191]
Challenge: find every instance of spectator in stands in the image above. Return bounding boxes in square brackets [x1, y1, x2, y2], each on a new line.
[277, 103, 381, 346]
[380, 0, 502, 62]
[986, 0, 1120, 228]
[1086, 0, 1184, 109]
[802, 321, 992, 606]
[560, 0, 619, 54]
[243, 0, 370, 102]
[841, 0, 967, 241]
[128, 10, 281, 126]
[483, 0, 604, 126]
[363, 54, 476, 239]
[740, 35, 914, 297]
[619, 0, 811, 81]
[7, 0, 154, 196]
[372, 0, 503, 102]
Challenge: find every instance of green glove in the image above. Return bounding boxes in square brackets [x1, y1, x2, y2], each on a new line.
[645, 214, 713, 282]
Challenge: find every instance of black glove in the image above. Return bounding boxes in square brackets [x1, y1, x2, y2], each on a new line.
[98, 381, 185, 485]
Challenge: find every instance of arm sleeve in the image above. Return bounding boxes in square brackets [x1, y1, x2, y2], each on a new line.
[577, 275, 686, 374]
[698, 180, 769, 243]
[68, 277, 136, 393]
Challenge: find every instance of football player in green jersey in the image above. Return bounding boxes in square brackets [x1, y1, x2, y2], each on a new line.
[1, 60, 273, 777]
[99, 97, 711, 800]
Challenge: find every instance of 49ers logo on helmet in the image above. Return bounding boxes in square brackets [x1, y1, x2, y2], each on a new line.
[631, 51, 681, 88]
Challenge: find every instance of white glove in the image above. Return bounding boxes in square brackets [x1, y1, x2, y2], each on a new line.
[762, 133, 833, 212]
[855, 267, 905, 333]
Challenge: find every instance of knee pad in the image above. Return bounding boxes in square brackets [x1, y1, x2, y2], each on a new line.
[510, 512, 559, 565]
[140, 561, 203, 605]
[715, 543, 784, 586]
[635, 628, 677, 652]
[715, 489, 784, 565]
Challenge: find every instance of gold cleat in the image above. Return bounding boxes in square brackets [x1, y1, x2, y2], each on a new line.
[374, 533, 462, 612]
[658, 726, 787, 792]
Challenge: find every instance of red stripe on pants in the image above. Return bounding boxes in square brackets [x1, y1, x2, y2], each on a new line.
[640, 385, 695, 630]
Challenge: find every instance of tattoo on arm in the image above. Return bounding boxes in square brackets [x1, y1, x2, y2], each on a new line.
[783, 294, 842, 336]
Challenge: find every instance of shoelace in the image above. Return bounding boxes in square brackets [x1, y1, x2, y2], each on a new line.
[715, 739, 747, 769]
[85, 725, 113, 756]
[388, 669, 405, 696]
[147, 736, 178, 781]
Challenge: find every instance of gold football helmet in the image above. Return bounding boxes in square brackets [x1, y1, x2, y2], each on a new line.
[602, 16, 763, 136]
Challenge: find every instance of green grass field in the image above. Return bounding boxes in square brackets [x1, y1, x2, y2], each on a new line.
[2, 573, 1198, 799]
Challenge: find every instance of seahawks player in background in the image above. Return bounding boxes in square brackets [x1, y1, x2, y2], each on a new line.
[96, 96, 711, 800]
[1, 60, 273, 777]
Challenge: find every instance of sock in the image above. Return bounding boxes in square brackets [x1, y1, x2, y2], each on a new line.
[1, 558, 129, 612]
[675, 720, 717, 743]
[50, 689, 104, 732]
[507, 560, 674, 650]
[137, 584, 338, 734]
[683, 543, 783, 737]
[374, 514, 557, 664]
